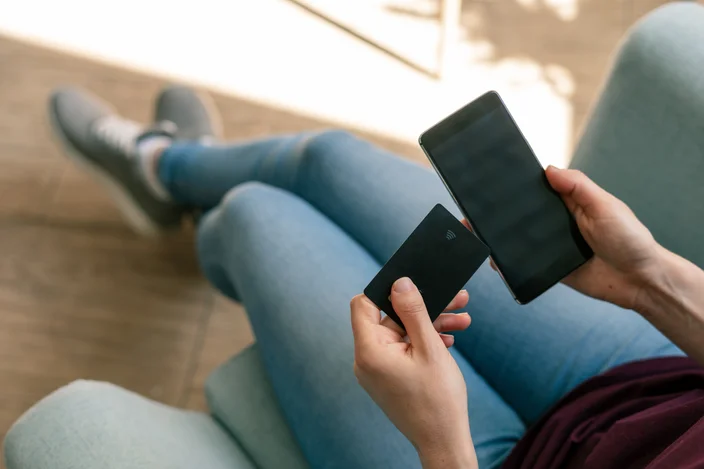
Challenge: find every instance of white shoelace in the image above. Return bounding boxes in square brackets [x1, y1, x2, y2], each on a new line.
[91, 116, 142, 155]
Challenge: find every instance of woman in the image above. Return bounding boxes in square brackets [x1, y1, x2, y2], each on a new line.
[49, 84, 704, 469]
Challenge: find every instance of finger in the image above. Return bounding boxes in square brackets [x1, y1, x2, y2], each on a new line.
[433, 312, 471, 333]
[380, 315, 405, 336]
[545, 166, 608, 216]
[390, 277, 440, 353]
[440, 333, 455, 348]
[461, 219, 473, 232]
[350, 294, 382, 342]
[444, 290, 469, 311]
[381, 312, 472, 335]
[489, 258, 498, 272]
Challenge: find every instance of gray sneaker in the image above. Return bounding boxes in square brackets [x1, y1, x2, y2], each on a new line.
[49, 87, 182, 236]
[154, 85, 222, 142]
[152, 84, 223, 224]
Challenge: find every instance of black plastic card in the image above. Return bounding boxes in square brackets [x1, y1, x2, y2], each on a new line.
[364, 204, 490, 328]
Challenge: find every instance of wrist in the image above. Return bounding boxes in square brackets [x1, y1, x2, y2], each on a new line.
[632, 244, 704, 365]
[419, 449, 478, 469]
[417, 433, 478, 469]
[636, 246, 687, 318]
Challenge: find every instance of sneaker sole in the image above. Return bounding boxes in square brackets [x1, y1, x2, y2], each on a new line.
[48, 108, 167, 237]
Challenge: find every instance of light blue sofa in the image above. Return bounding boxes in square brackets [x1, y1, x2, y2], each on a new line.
[4, 3, 704, 468]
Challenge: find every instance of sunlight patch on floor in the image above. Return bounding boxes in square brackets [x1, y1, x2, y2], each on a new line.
[514, 0, 580, 20]
[1, 0, 575, 166]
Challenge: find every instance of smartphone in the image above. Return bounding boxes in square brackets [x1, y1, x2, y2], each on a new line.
[419, 91, 593, 304]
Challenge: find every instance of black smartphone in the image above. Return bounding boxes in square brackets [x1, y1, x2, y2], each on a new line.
[418, 91, 593, 304]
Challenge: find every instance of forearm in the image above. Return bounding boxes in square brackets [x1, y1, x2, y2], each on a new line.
[637, 246, 704, 365]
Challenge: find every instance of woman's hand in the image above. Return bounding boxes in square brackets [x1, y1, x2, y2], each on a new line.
[350, 278, 478, 469]
[547, 166, 704, 365]
[545, 166, 662, 310]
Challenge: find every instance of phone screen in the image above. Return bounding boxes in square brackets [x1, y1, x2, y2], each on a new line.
[419, 91, 592, 303]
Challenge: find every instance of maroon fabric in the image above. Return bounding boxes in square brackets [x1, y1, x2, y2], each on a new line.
[502, 357, 704, 469]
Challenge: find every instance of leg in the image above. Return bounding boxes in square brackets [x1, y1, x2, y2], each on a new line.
[46, 86, 522, 466]
[197, 182, 525, 469]
[158, 131, 456, 262]
[162, 130, 682, 426]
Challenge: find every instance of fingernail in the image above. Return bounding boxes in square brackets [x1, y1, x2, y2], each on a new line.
[393, 277, 415, 293]
[440, 333, 455, 346]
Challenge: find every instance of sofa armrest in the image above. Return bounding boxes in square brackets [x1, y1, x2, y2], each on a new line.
[206, 345, 310, 469]
[571, 2, 704, 268]
[4, 380, 256, 469]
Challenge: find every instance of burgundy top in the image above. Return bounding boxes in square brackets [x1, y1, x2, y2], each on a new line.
[502, 357, 704, 469]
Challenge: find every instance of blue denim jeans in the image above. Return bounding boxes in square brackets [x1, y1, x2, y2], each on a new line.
[158, 131, 682, 469]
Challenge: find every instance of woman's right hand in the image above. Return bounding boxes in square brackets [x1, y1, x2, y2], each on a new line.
[545, 166, 662, 310]
[350, 279, 478, 469]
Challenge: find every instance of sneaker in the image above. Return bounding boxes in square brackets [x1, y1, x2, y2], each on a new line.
[49, 87, 182, 236]
[154, 85, 222, 142]
[152, 84, 223, 224]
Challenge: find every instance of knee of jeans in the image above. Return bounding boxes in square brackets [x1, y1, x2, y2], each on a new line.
[198, 183, 288, 302]
[216, 182, 293, 254]
[219, 181, 281, 223]
[202, 182, 283, 297]
[298, 129, 358, 174]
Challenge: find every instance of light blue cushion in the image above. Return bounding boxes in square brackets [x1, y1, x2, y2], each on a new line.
[3, 380, 256, 469]
[206, 345, 309, 469]
[571, 2, 704, 268]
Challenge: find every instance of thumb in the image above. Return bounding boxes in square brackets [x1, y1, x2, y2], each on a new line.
[350, 294, 381, 343]
[545, 166, 608, 217]
[390, 277, 440, 353]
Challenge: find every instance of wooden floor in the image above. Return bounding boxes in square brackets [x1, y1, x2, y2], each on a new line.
[0, 0, 680, 461]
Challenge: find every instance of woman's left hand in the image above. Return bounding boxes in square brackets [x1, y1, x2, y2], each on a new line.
[350, 277, 478, 469]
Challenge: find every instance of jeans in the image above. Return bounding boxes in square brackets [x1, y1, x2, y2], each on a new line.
[158, 131, 682, 469]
